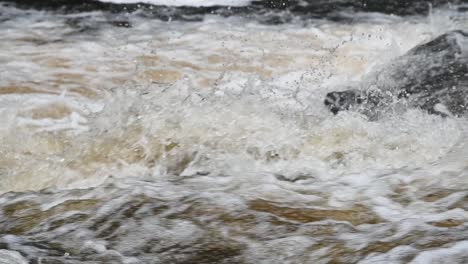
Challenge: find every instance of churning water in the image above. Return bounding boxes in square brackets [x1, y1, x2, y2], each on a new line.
[0, 1, 468, 263]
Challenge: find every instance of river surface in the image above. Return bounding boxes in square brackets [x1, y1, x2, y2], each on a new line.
[0, 1, 468, 263]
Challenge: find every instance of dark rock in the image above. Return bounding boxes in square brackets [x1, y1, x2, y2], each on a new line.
[324, 89, 364, 115]
[324, 30, 468, 118]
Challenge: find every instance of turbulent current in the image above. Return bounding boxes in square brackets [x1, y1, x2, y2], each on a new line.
[0, 1, 468, 263]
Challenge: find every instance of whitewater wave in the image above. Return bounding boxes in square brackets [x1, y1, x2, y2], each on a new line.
[97, 0, 251, 7]
[1, 2, 468, 263]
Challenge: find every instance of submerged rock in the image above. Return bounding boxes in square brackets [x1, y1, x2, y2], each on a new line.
[324, 30, 468, 118]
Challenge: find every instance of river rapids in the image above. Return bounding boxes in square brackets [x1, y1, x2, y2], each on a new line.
[0, 1, 468, 263]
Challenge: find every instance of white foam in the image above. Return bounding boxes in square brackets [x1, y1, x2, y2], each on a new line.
[0, 250, 28, 264]
[359, 246, 418, 264]
[411, 241, 468, 264]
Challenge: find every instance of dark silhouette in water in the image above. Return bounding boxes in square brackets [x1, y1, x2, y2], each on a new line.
[324, 30, 468, 118]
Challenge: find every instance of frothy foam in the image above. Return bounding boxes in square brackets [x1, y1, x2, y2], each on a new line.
[1, 3, 468, 263]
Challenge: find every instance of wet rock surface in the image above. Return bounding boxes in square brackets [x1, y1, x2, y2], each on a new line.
[325, 30, 468, 118]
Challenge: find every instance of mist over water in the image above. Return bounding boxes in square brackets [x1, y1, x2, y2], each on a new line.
[0, 1, 468, 263]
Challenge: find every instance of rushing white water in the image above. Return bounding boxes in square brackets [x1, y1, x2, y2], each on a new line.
[97, 0, 252, 6]
[0, 2, 468, 263]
